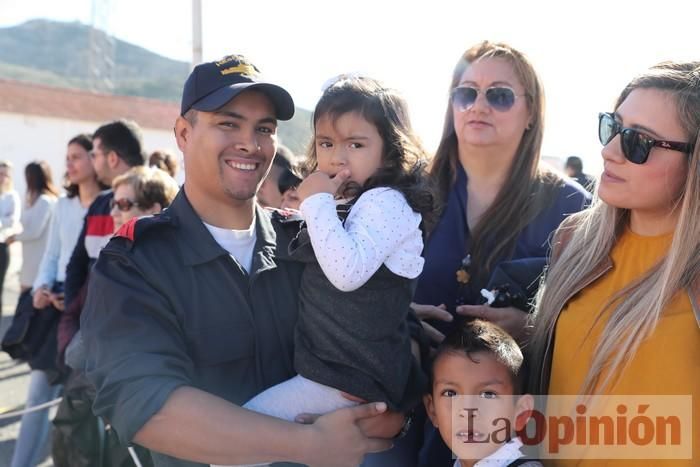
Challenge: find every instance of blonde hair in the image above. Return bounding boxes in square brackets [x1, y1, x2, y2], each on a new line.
[531, 61, 700, 394]
[112, 166, 179, 210]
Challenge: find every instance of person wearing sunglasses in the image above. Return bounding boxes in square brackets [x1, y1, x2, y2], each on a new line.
[413, 41, 590, 465]
[529, 61, 700, 465]
[413, 41, 590, 344]
[110, 166, 180, 233]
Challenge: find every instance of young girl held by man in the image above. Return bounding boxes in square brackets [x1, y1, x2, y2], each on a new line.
[241, 75, 433, 427]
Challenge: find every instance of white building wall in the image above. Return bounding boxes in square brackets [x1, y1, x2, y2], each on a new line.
[0, 112, 183, 199]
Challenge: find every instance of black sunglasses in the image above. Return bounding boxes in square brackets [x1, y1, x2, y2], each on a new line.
[451, 86, 521, 112]
[598, 112, 695, 164]
[110, 198, 139, 212]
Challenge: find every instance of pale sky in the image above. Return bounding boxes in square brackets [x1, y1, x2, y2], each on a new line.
[1, 0, 698, 175]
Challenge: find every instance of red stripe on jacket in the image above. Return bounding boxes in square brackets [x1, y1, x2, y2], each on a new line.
[114, 218, 138, 242]
[86, 215, 115, 237]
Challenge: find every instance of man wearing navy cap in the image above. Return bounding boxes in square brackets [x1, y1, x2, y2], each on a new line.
[80, 55, 400, 467]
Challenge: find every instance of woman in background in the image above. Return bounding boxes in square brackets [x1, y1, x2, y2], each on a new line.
[0, 160, 21, 318]
[13, 161, 59, 293]
[11, 135, 102, 467]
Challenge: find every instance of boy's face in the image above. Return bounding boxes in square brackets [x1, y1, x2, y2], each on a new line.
[424, 350, 532, 465]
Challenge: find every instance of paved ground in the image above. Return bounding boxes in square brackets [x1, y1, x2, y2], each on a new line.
[0, 243, 55, 466]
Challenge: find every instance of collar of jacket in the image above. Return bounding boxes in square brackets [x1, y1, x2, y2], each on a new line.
[534, 223, 700, 394]
[168, 189, 278, 270]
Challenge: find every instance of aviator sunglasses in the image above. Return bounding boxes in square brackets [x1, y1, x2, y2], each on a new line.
[451, 86, 521, 112]
[598, 112, 695, 164]
[110, 198, 139, 212]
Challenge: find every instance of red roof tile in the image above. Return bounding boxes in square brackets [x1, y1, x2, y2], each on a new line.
[0, 79, 179, 130]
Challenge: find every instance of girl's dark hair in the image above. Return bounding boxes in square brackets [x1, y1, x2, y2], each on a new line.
[305, 76, 435, 230]
[25, 161, 59, 201]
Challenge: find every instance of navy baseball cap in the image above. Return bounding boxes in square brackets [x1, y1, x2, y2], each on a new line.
[180, 54, 295, 120]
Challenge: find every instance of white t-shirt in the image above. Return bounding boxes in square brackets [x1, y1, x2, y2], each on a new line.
[202, 218, 257, 274]
[299, 187, 424, 292]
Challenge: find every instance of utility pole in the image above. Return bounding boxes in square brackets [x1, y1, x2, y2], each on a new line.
[192, 0, 203, 69]
[88, 0, 115, 92]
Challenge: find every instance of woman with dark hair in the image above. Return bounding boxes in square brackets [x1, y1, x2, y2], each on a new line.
[10, 135, 102, 467]
[12, 161, 59, 293]
[413, 41, 590, 340]
[32, 134, 103, 308]
[0, 160, 21, 318]
[412, 41, 589, 465]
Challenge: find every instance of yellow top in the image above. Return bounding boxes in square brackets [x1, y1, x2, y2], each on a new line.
[547, 229, 699, 466]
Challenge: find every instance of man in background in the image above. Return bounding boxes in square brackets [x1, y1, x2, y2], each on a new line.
[565, 155, 595, 194]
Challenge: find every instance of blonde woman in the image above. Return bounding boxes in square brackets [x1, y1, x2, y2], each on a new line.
[530, 62, 700, 466]
[110, 165, 180, 231]
[0, 161, 21, 318]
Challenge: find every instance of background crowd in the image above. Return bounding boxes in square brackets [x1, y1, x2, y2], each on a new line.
[0, 40, 698, 467]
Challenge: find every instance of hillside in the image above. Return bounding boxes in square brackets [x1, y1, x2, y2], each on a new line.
[0, 19, 311, 154]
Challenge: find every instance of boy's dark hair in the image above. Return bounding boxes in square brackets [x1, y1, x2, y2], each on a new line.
[93, 119, 146, 168]
[305, 76, 435, 231]
[430, 319, 525, 393]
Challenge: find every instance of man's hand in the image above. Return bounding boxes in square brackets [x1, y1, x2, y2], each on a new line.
[301, 402, 393, 467]
[410, 302, 453, 345]
[32, 286, 52, 309]
[297, 169, 351, 203]
[355, 408, 405, 439]
[297, 394, 406, 440]
[133, 387, 391, 466]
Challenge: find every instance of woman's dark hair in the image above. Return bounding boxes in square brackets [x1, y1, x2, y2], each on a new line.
[430, 41, 561, 283]
[25, 161, 59, 202]
[305, 76, 435, 230]
[149, 149, 179, 177]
